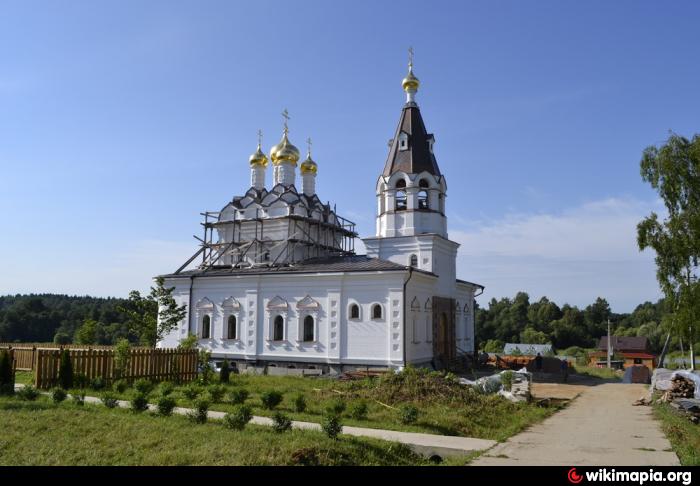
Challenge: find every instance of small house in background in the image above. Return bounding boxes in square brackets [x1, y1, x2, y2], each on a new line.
[589, 336, 656, 370]
[504, 343, 553, 356]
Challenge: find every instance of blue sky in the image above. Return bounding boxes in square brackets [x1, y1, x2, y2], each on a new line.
[1, 1, 698, 312]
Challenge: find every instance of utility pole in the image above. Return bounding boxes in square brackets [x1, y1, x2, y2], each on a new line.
[607, 318, 612, 369]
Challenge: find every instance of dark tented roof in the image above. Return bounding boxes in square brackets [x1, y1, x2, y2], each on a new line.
[162, 255, 436, 279]
[598, 336, 649, 352]
[382, 103, 441, 176]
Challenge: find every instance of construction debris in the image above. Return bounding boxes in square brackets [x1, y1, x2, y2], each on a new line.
[660, 375, 696, 402]
[670, 399, 700, 424]
[460, 368, 532, 402]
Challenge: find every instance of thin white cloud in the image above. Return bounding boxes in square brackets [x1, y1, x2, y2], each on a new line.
[451, 197, 664, 312]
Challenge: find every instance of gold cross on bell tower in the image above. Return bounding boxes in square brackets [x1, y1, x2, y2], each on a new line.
[306, 137, 312, 156]
[257, 129, 263, 148]
[408, 46, 414, 68]
[281, 108, 290, 134]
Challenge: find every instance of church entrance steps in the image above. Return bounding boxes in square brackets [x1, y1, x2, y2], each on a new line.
[20, 385, 497, 458]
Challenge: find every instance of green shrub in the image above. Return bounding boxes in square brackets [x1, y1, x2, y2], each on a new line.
[114, 339, 130, 379]
[133, 379, 154, 395]
[17, 385, 40, 401]
[219, 359, 231, 384]
[322, 413, 343, 440]
[182, 383, 202, 400]
[207, 384, 225, 403]
[228, 388, 249, 405]
[51, 387, 67, 403]
[260, 390, 283, 410]
[349, 401, 368, 420]
[90, 376, 107, 391]
[73, 373, 89, 389]
[156, 396, 177, 417]
[0, 349, 14, 395]
[131, 392, 149, 412]
[159, 381, 175, 396]
[72, 391, 85, 406]
[500, 370, 514, 392]
[293, 393, 307, 413]
[188, 399, 210, 424]
[113, 379, 129, 394]
[271, 412, 292, 433]
[326, 399, 346, 416]
[399, 404, 419, 425]
[58, 350, 73, 390]
[223, 405, 253, 430]
[101, 392, 119, 409]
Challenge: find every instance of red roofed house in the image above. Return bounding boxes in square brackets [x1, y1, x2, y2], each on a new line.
[589, 336, 657, 370]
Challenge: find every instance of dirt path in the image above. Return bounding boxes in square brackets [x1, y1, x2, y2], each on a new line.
[472, 383, 680, 466]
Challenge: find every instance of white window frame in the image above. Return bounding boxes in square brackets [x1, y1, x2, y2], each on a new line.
[221, 297, 242, 341]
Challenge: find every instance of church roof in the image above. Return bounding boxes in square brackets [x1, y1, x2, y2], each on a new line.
[382, 103, 441, 177]
[162, 255, 435, 279]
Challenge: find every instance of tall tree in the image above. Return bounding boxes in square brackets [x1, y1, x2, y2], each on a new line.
[637, 132, 700, 368]
[119, 277, 187, 347]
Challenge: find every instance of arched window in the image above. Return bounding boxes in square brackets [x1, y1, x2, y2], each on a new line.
[418, 190, 429, 209]
[227, 315, 237, 340]
[409, 254, 418, 267]
[395, 191, 407, 211]
[350, 304, 360, 319]
[372, 304, 382, 319]
[395, 179, 406, 189]
[201, 315, 211, 339]
[419, 179, 429, 188]
[273, 315, 284, 341]
[303, 315, 314, 342]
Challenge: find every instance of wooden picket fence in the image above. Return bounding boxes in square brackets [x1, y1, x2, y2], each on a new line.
[0, 345, 34, 371]
[6, 346, 199, 389]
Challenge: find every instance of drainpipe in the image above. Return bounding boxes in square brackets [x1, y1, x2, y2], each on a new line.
[188, 276, 195, 336]
[402, 266, 414, 368]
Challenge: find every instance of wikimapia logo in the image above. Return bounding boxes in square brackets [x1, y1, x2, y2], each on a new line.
[567, 468, 693, 485]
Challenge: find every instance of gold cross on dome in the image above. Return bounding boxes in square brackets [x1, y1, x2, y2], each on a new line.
[306, 137, 312, 156]
[408, 46, 414, 68]
[257, 129, 263, 147]
[281, 109, 290, 134]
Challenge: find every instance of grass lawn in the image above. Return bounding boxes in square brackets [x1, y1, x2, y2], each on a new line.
[653, 401, 700, 466]
[14, 368, 558, 442]
[53, 369, 556, 441]
[571, 366, 622, 381]
[0, 395, 445, 466]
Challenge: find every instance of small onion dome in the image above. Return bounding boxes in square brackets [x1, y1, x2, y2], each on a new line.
[249, 144, 268, 167]
[402, 67, 420, 92]
[270, 132, 300, 166]
[300, 153, 317, 175]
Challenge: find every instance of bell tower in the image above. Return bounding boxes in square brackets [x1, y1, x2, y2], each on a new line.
[363, 50, 459, 295]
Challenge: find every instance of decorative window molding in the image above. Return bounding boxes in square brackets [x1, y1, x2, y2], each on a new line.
[409, 254, 418, 267]
[296, 295, 320, 343]
[266, 296, 289, 342]
[195, 297, 214, 339]
[424, 298, 432, 343]
[398, 132, 409, 151]
[221, 296, 241, 340]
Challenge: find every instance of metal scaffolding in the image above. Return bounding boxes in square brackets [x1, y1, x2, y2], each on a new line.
[174, 205, 357, 275]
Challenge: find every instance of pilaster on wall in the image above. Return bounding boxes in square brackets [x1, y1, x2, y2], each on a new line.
[326, 290, 341, 362]
[246, 290, 258, 358]
[389, 288, 404, 365]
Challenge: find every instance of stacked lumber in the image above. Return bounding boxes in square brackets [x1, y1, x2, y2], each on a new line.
[661, 375, 695, 402]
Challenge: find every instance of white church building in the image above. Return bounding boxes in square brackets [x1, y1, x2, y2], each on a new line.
[157, 58, 483, 374]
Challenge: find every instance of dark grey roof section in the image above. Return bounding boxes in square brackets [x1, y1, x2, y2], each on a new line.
[382, 103, 441, 176]
[161, 255, 436, 279]
[456, 278, 485, 289]
[598, 336, 649, 352]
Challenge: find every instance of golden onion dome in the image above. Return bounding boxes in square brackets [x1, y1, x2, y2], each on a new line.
[402, 66, 420, 92]
[270, 131, 300, 166]
[249, 143, 268, 167]
[300, 153, 317, 175]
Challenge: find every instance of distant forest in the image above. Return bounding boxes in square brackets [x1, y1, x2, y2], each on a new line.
[0, 294, 131, 345]
[0, 292, 687, 356]
[475, 293, 683, 355]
